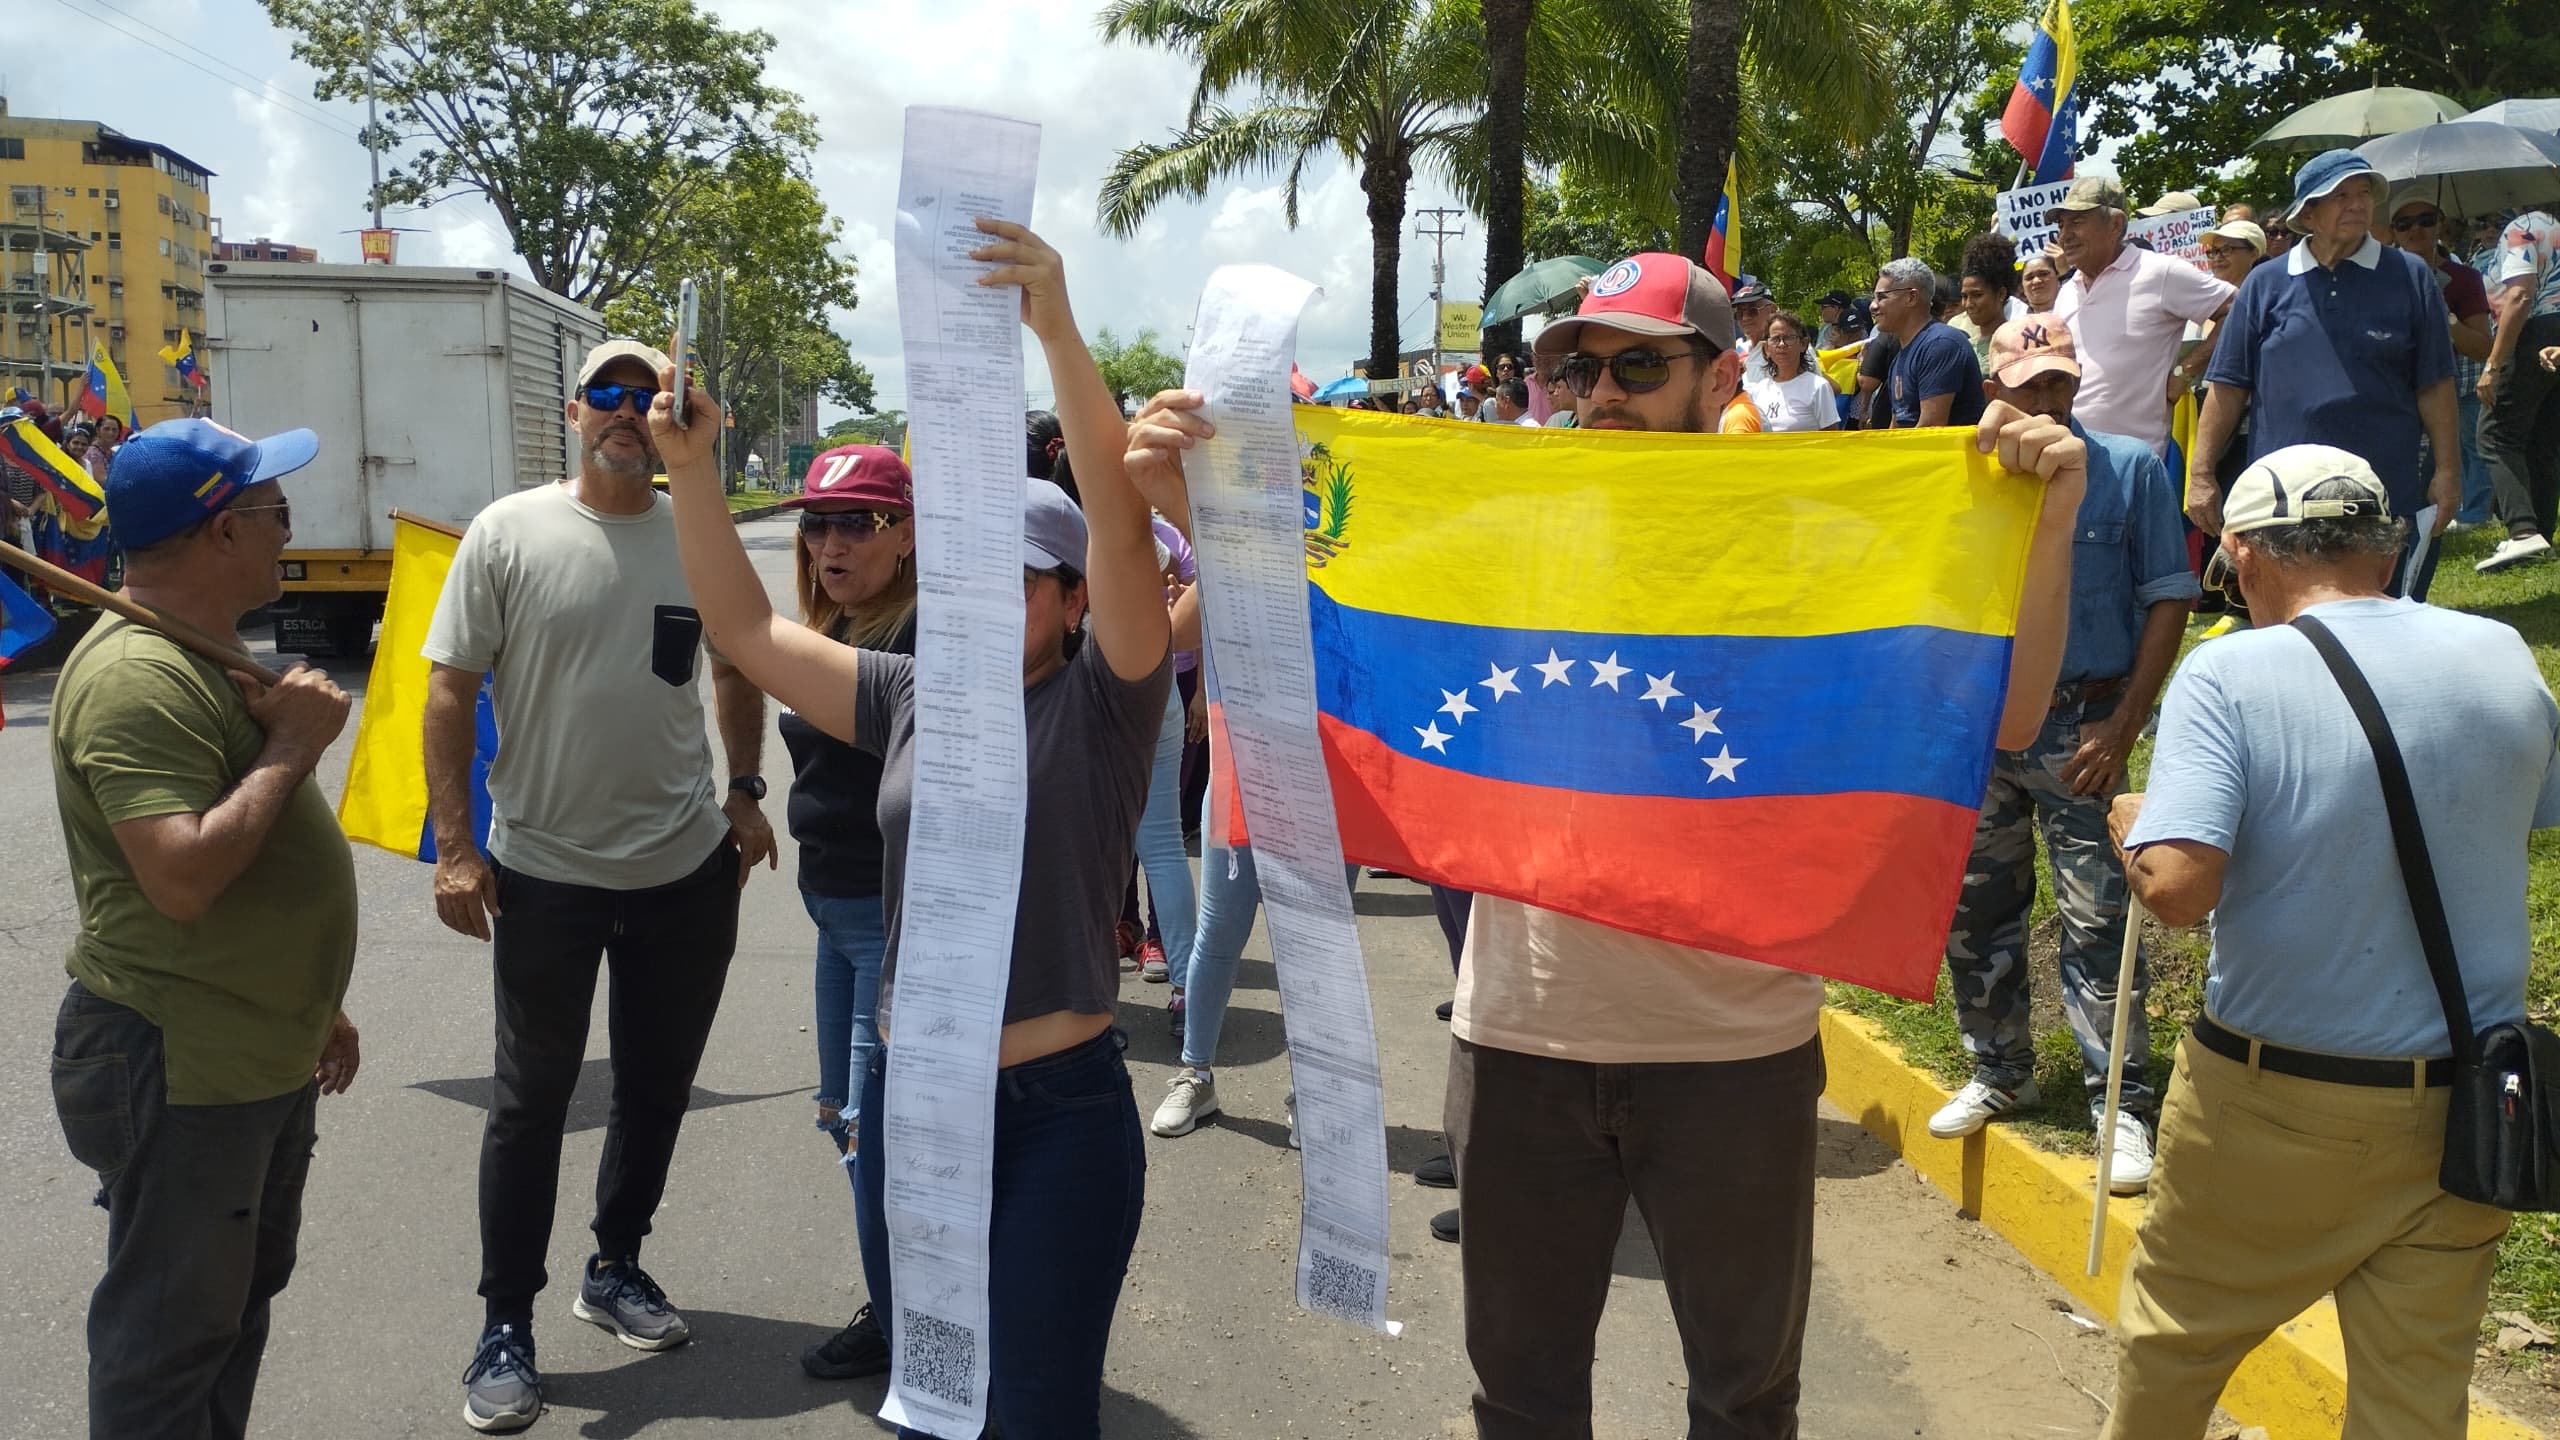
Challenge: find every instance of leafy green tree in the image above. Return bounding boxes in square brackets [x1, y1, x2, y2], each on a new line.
[824, 410, 907, 449]
[604, 147, 871, 487]
[1096, 0, 1660, 383]
[1673, 0, 1899, 256]
[1089, 327, 1190, 405]
[1520, 171, 1674, 267]
[267, 0, 813, 308]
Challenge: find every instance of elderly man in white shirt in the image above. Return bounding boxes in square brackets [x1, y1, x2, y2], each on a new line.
[2048, 175, 2236, 460]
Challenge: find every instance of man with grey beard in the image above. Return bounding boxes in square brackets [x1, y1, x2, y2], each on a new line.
[421, 339, 777, 1432]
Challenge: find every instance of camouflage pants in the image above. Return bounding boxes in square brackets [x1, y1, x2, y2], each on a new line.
[1943, 698, 2155, 1117]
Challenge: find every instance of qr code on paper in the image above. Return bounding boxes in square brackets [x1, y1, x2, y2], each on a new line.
[897, 1308, 978, 1407]
[1305, 1250, 1379, 1323]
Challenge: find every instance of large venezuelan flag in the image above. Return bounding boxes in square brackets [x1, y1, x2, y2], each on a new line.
[1288, 410, 2042, 998]
[2, 416, 108, 523]
[2000, 0, 2080, 186]
[339, 513, 496, 860]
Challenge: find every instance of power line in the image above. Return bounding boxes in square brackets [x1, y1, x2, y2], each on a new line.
[62, 0, 365, 141]
[35, 0, 364, 143]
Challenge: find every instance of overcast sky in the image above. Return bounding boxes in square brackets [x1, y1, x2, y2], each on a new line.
[9, 0, 1498, 416]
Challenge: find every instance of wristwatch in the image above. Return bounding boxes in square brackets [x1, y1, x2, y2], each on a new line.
[729, 775, 767, 801]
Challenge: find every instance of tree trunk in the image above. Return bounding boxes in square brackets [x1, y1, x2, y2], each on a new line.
[1481, 0, 1534, 362]
[1675, 0, 1744, 261]
[1363, 145, 1414, 387]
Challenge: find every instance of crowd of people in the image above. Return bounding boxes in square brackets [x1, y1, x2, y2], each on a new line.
[22, 142, 2560, 1440]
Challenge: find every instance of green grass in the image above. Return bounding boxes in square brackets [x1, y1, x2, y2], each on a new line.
[1829, 522, 2560, 1340]
[725, 487, 786, 514]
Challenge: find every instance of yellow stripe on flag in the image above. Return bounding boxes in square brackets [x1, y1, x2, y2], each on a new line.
[338, 515, 461, 856]
[1294, 409, 2041, 640]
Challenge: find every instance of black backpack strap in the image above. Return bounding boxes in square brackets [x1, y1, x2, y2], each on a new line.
[2291, 614, 2477, 1061]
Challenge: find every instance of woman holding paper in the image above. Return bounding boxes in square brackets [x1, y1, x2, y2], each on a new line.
[652, 218, 1174, 1437]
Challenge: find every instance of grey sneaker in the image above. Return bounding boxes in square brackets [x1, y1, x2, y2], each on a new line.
[462, 1323, 542, 1433]
[571, 1256, 691, 1351]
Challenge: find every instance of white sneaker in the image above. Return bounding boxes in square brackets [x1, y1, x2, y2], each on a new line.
[2476, 533, 2551, 572]
[2104, 1114, 2154, 1195]
[1149, 1069, 1218, 1137]
[1926, 1077, 2041, 1139]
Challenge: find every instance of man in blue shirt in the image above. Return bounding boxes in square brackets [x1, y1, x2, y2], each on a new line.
[1872, 256, 1987, 428]
[1930, 314, 2197, 1199]
[2187, 149, 2460, 598]
[2105, 444, 2560, 1439]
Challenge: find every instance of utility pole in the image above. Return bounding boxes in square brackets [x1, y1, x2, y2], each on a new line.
[1415, 207, 1466, 405]
[363, 9, 385, 231]
[715, 273, 729, 491]
[775, 357, 787, 494]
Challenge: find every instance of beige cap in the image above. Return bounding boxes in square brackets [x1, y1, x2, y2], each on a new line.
[2045, 174, 2129, 220]
[2138, 190, 2205, 217]
[578, 338, 674, 387]
[2222, 445, 2393, 536]
[2200, 219, 2268, 255]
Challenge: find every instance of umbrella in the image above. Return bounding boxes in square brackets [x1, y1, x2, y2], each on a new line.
[1481, 255, 1606, 327]
[2252, 84, 2470, 154]
[2467, 99, 2560, 133]
[1312, 376, 1369, 403]
[2358, 121, 2560, 218]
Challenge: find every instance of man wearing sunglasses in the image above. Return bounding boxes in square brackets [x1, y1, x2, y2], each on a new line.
[423, 338, 777, 1432]
[2382, 191, 2496, 531]
[1459, 251, 2100, 1440]
[2189, 150, 2460, 600]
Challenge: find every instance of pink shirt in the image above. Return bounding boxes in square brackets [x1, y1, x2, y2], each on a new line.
[2052, 244, 2234, 457]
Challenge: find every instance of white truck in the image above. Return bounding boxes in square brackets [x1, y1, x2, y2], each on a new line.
[202, 261, 606, 655]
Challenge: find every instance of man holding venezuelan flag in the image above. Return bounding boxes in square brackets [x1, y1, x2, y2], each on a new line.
[1404, 253, 2095, 1437]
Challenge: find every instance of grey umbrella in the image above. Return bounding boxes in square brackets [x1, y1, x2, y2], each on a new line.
[2466, 98, 2560, 133]
[2253, 84, 2470, 154]
[2357, 121, 2560, 218]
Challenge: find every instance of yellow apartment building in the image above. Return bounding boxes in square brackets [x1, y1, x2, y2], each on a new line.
[0, 96, 215, 427]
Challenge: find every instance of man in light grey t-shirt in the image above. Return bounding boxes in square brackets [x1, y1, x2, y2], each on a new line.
[2104, 444, 2560, 1439]
[422, 338, 777, 1434]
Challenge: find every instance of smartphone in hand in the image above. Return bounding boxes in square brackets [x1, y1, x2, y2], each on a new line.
[671, 278, 701, 428]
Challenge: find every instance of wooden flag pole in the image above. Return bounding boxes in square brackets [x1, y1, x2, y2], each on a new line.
[2088, 895, 2150, 1276]
[0, 539, 282, 685]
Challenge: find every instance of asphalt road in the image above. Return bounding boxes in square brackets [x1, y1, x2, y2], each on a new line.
[0, 516, 2120, 1439]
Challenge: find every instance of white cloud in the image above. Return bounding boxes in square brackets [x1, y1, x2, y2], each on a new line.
[12, 0, 1501, 415]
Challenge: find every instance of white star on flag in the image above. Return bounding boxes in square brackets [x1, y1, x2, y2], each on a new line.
[1439, 688, 1478, 723]
[1641, 672, 1684, 711]
[1588, 653, 1630, 690]
[1533, 649, 1576, 687]
[1481, 663, 1521, 701]
[1416, 720, 1453, 753]
[2030, 75, 2052, 95]
[1681, 704, 1723, 742]
[1703, 745, 1746, 783]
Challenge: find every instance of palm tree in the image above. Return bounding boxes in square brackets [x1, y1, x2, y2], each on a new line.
[1676, 0, 1896, 256]
[1098, 0, 1655, 384]
[1481, 0, 1534, 363]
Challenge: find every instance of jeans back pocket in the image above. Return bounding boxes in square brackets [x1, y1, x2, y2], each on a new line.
[51, 1051, 136, 1179]
[652, 605, 704, 687]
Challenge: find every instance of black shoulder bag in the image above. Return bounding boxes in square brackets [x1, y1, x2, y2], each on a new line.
[2294, 614, 2560, 1212]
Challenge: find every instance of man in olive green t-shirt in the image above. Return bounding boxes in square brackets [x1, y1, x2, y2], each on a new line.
[47, 418, 361, 1440]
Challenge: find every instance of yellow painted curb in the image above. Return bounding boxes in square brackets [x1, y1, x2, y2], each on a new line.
[1819, 1009, 2544, 1440]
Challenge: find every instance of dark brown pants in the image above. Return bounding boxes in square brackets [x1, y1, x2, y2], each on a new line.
[1446, 1035, 1823, 1440]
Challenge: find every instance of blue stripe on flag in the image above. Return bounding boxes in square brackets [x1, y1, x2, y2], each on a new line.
[416, 674, 499, 862]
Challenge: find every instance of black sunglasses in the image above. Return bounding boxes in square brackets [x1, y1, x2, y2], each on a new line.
[1556, 347, 1709, 398]
[2391, 211, 2444, 231]
[582, 382, 659, 413]
[800, 509, 905, 538]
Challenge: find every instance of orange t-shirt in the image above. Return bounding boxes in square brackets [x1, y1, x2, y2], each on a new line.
[1719, 392, 1764, 434]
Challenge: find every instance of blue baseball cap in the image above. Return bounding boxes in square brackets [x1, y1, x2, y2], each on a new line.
[1023, 477, 1087, 571]
[2286, 148, 2382, 226]
[107, 418, 319, 549]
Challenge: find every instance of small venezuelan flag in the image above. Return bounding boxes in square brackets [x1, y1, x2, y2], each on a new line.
[84, 345, 136, 431]
[338, 514, 495, 860]
[1285, 410, 2044, 998]
[2, 416, 108, 523]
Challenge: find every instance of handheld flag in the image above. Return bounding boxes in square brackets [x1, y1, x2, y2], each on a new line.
[158, 330, 208, 390]
[3, 386, 30, 407]
[339, 514, 496, 860]
[2, 416, 109, 523]
[1241, 413, 2043, 998]
[0, 570, 54, 670]
[2001, 0, 2080, 185]
[1703, 156, 1740, 292]
[85, 345, 136, 431]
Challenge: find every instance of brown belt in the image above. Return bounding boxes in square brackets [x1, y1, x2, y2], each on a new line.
[2052, 675, 2126, 709]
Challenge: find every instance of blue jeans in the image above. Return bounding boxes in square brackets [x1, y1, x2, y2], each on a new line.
[1172, 844, 1359, 1071]
[1133, 688, 1196, 965]
[2458, 387, 2492, 525]
[856, 1030, 1146, 1439]
[805, 889, 889, 1314]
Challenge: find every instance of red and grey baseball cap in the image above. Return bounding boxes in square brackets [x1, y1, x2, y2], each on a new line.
[1531, 253, 1735, 361]
[780, 443, 913, 513]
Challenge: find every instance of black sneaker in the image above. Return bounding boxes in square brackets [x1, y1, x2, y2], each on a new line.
[801, 1302, 891, 1379]
[1430, 1208, 1460, 1244]
[572, 1255, 691, 1351]
[1435, 999, 1454, 1022]
[462, 1322, 542, 1433]
[1414, 1153, 1456, 1189]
